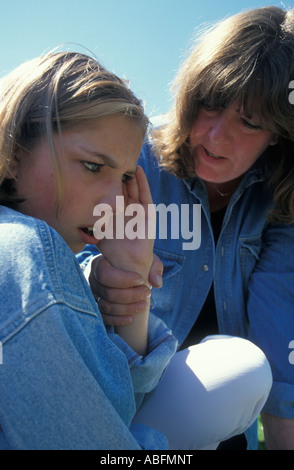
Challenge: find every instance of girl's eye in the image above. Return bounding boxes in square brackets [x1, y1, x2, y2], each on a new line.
[241, 118, 261, 130]
[84, 162, 103, 173]
[122, 174, 134, 184]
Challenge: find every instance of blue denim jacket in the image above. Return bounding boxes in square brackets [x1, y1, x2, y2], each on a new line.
[0, 206, 177, 450]
[80, 140, 294, 423]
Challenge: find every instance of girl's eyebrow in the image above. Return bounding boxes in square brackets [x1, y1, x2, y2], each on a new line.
[81, 146, 137, 174]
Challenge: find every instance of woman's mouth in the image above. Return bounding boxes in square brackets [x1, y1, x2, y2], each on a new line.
[204, 147, 224, 159]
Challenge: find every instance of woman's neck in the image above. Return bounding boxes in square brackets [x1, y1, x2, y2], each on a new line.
[205, 178, 241, 213]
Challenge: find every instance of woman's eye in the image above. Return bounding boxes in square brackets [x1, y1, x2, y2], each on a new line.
[201, 102, 224, 113]
[202, 104, 219, 113]
[241, 118, 261, 130]
[84, 162, 102, 173]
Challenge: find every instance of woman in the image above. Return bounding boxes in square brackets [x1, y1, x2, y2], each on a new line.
[85, 6, 294, 449]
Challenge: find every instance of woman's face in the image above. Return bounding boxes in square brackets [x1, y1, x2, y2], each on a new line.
[189, 101, 277, 185]
[13, 114, 144, 253]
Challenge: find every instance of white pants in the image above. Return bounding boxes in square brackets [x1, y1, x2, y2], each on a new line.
[132, 335, 272, 450]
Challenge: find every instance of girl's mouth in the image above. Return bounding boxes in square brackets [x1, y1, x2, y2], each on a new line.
[79, 226, 99, 244]
[81, 227, 94, 236]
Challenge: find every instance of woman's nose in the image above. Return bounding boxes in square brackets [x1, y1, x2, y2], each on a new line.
[209, 113, 231, 145]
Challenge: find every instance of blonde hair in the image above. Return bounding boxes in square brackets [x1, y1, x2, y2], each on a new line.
[0, 51, 148, 208]
[153, 6, 294, 224]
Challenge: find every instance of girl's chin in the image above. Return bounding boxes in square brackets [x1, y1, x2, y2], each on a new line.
[78, 227, 99, 246]
[63, 230, 98, 254]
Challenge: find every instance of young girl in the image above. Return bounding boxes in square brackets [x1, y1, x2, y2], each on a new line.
[0, 51, 177, 449]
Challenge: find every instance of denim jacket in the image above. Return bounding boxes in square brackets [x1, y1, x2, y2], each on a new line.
[0, 206, 177, 450]
[80, 140, 294, 422]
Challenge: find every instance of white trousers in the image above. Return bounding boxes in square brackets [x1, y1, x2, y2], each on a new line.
[132, 335, 272, 450]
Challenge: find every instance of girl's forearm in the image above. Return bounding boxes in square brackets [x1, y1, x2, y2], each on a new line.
[115, 298, 150, 356]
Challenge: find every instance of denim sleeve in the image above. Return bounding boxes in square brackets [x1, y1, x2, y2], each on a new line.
[0, 304, 170, 450]
[107, 313, 178, 394]
[247, 222, 294, 418]
[76, 246, 178, 395]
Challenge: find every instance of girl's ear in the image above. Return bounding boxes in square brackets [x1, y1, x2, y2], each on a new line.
[6, 153, 21, 179]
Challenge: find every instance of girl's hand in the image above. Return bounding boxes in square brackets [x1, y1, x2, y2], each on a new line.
[96, 166, 155, 283]
[95, 166, 156, 355]
[88, 253, 163, 327]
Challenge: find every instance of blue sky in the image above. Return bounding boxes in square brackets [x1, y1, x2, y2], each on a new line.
[0, 0, 292, 116]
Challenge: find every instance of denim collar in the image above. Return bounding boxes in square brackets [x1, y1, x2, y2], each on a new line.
[183, 152, 268, 201]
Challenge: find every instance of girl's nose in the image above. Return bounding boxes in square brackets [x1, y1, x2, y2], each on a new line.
[99, 180, 124, 213]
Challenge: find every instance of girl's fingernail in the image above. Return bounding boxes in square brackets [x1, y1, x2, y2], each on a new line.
[155, 274, 162, 288]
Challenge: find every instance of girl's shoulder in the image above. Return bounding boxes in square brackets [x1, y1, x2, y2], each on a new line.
[0, 206, 97, 343]
[0, 206, 85, 285]
[0, 206, 62, 263]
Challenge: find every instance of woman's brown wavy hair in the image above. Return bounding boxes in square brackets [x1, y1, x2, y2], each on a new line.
[152, 6, 294, 224]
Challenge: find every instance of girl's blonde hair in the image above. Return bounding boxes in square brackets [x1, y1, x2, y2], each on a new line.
[0, 51, 148, 208]
[153, 6, 294, 224]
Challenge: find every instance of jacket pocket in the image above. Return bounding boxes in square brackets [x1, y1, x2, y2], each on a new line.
[151, 248, 185, 313]
[239, 235, 262, 276]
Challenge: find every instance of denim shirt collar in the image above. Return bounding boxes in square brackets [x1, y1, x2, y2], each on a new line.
[183, 152, 269, 214]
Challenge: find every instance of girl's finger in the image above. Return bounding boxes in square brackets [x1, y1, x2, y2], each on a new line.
[124, 168, 140, 202]
[134, 165, 153, 206]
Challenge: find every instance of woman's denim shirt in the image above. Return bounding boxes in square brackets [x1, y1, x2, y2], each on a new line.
[0, 206, 177, 450]
[80, 141, 294, 423]
[140, 143, 294, 421]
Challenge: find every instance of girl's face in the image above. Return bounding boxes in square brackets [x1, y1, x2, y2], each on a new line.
[189, 101, 277, 185]
[13, 114, 144, 253]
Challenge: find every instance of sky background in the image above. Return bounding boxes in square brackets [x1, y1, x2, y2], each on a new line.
[0, 0, 293, 118]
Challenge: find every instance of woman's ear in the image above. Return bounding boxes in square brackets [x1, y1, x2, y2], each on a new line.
[270, 135, 278, 146]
